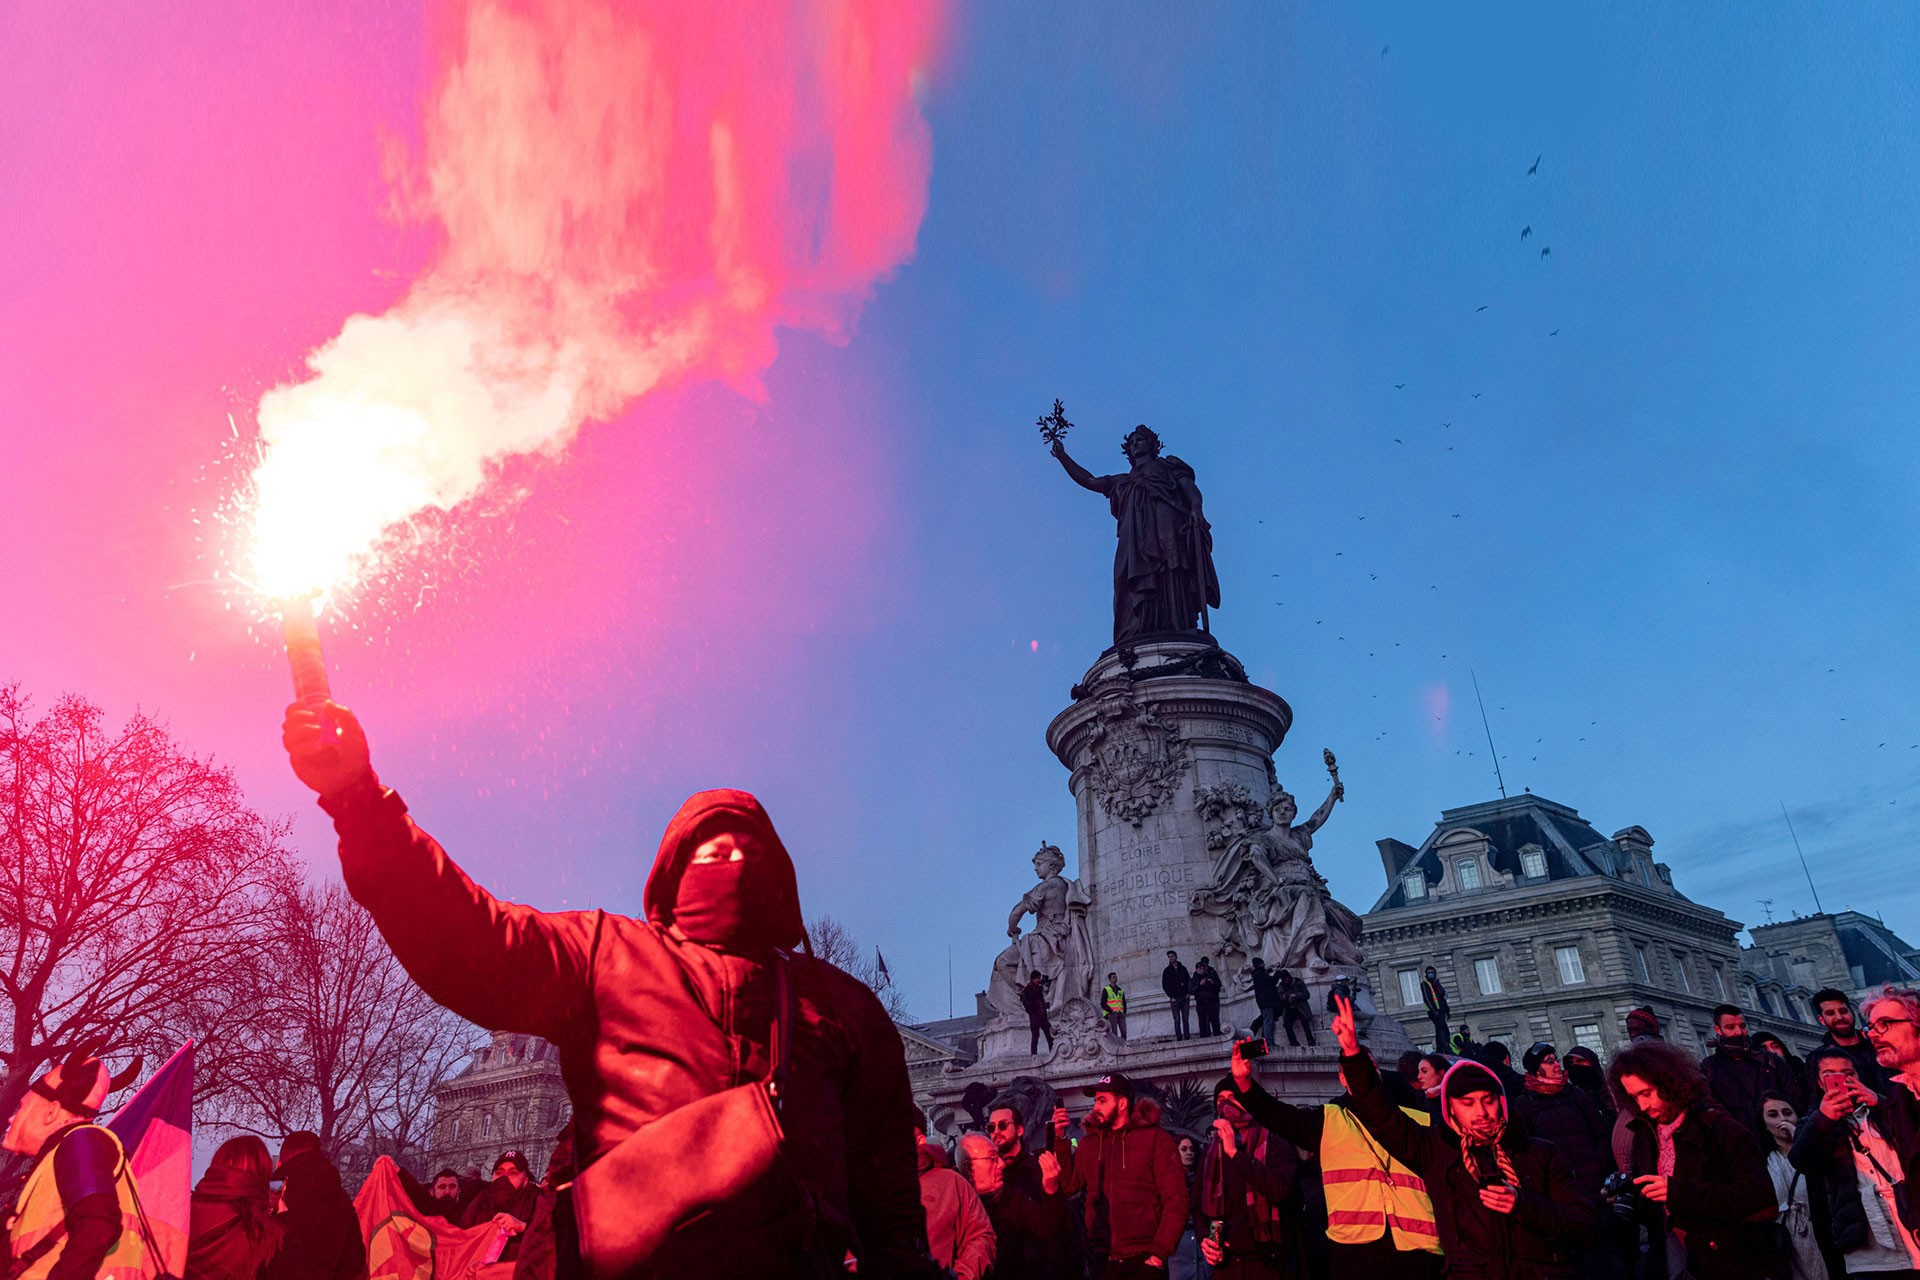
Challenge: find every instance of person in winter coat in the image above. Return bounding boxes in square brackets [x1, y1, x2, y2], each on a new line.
[1858, 987, 1920, 1177]
[1197, 1076, 1302, 1278]
[1789, 1047, 1920, 1276]
[1701, 1005, 1805, 1139]
[185, 1136, 282, 1280]
[1508, 1045, 1610, 1195]
[1508, 1043, 1629, 1280]
[462, 1150, 542, 1262]
[1609, 1040, 1782, 1280]
[1023, 971, 1056, 1056]
[1808, 988, 1893, 1095]
[1560, 1046, 1614, 1121]
[1164, 952, 1193, 1042]
[977, 1106, 1072, 1280]
[1248, 959, 1282, 1046]
[1758, 1093, 1828, 1280]
[1050, 1073, 1189, 1277]
[1193, 958, 1224, 1039]
[1330, 994, 1597, 1279]
[918, 1128, 996, 1280]
[1228, 1041, 1444, 1280]
[1422, 967, 1452, 1051]
[281, 699, 937, 1279]
[265, 1132, 365, 1280]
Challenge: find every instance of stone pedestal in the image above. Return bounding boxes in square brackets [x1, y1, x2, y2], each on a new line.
[1046, 637, 1293, 1008]
[924, 635, 1410, 1135]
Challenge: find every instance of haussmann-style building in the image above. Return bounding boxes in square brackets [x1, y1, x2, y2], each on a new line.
[1360, 793, 1830, 1061]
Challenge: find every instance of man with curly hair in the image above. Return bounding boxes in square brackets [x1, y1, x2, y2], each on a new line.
[1609, 1040, 1781, 1280]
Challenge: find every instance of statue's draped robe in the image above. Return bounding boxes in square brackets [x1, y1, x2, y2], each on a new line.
[989, 875, 1094, 1018]
[1084, 456, 1220, 642]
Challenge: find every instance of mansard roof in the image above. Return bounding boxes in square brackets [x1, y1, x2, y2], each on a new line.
[1369, 792, 1689, 913]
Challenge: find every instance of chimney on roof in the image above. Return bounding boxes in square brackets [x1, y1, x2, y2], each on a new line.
[1379, 838, 1418, 887]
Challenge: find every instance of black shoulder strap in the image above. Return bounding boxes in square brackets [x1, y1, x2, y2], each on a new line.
[765, 951, 795, 1111]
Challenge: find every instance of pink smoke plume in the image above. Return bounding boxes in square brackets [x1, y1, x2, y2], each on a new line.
[245, 0, 939, 601]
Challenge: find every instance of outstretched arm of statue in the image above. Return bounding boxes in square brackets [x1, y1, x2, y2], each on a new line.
[1051, 441, 1110, 494]
[1298, 780, 1344, 837]
[1007, 894, 1034, 939]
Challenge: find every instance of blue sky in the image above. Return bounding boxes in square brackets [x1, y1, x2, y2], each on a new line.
[4, 3, 1917, 1024]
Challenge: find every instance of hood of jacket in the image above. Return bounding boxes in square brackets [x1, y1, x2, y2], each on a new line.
[641, 788, 805, 951]
[277, 1148, 345, 1207]
[1439, 1059, 1509, 1135]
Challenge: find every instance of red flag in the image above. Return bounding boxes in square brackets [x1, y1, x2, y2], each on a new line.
[355, 1156, 510, 1280]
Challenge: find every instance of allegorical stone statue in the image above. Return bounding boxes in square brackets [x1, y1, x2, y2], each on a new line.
[1189, 753, 1366, 974]
[988, 842, 1095, 1019]
[1050, 421, 1220, 644]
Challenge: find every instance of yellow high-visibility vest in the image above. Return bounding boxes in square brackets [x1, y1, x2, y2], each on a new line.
[6, 1124, 157, 1280]
[1319, 1103, 1441, 1254]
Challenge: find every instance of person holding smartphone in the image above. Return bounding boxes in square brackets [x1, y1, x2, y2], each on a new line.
[1323, 993, 1595, 1279]
[1225, 1036, 1444, 1279]
[1790, 1046, 1920, 1275]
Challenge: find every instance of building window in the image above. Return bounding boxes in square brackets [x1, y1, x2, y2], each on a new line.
[1633, 944, 1651, 983]
[1455, 859, 1482, 891]
[1757, 987, 1777, 1016]
[513, 1109, 525, 1136]
[1555, 945, 1586, 985]
[1713, 966, 1728, 1000]
[1474, 957, 1502, 995]
[482, 1113, 493, 1139]
[1399, 969, 1422, 1008]
[1572, 1023, 1604, 1058]
[1521, 848, 1548, 879]
[1403, 872, 1427, 903]
[1673, 953, 1693, 995]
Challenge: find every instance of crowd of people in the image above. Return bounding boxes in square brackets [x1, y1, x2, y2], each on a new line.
[898, 981, 1920, 1280]
[5, 699, 1881, 1278]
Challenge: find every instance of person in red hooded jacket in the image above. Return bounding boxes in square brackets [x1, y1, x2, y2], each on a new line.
[281, 699, 936, 1279]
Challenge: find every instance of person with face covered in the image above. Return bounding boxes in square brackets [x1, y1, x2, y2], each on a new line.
[280, 699, 935, 1279]
[1197, 1078, 1302, 1278]
[1702, 1005, 1805, 1144]
[1326, 994, 1596, 1279]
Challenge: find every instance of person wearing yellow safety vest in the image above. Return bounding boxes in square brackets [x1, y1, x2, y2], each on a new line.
[1227, 1035, 1444, 1280]
[1101, 973, 1128, 1040]
[2, 1045, 152, 1280]
[1329, 992, 1597, 1280]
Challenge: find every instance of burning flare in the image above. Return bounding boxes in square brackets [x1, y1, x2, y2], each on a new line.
[242, 0, 940, 604]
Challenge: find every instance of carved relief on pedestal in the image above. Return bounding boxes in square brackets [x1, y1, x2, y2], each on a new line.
[1081, 684, 1191, 827]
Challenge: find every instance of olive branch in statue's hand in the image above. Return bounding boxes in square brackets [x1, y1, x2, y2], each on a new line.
[1037, 398, 1074, 450]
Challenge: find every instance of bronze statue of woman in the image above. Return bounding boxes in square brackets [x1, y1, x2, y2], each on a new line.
[1051, 424, 1220, 644]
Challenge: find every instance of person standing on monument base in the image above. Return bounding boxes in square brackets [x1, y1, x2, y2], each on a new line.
[1420, 967, 1451, 1052]
[1024, 971, 1056, 1057]
[1248, 958, 1282, 1047]
[1163, 952, 1193, 1043]
[280, 698, 938, 1278]
[1193, 958, 1223, 1038]
[1104, 973, 1130, 1040]
[1226, 1037, 1445, 1280]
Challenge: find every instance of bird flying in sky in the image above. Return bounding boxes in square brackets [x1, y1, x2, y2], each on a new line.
[1528, 153, 1542, 175]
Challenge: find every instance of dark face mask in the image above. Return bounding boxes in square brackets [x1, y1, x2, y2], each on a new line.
[1720, 1032, 1749, 1052]
[674, 856, 779, 952]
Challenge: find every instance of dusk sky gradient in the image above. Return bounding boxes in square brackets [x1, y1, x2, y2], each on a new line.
[4, 3, 1917, 1024]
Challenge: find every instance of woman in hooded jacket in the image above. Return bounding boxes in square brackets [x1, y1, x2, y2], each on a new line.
[1330, 994, 1596, 1278]
[185, 1136, 283, 1280]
